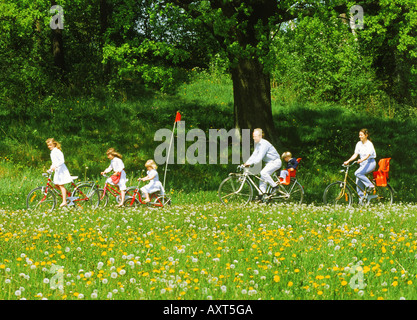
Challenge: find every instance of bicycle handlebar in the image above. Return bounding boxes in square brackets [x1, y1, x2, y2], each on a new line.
[342, 161, 357, 168]
[43, 170, 53, 177]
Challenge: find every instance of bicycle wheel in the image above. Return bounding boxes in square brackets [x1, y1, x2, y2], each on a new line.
[125, 186, 136, 197]
[368, 183, 394, 205]
[150, 195, 171, 207]
[71, 183, 100, 209]
[123, 196, 140, 207]
[323, 181, 353, 206]
[269, 179, 304, 204]
[26, 186, 56, 212]
[98, 189, 109, 207]
[218, 175, 253, 205]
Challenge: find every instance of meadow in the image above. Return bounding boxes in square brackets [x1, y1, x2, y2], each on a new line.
[1, 71, 417, 301]
[1, 202, 417, 300]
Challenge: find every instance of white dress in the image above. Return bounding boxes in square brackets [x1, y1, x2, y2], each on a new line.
[103, 157, 127, 191]
[50, 147, 73, 185]
[141, 169, 165, 195]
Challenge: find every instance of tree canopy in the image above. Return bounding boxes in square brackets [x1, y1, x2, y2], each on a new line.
[1, 0, 416, 129]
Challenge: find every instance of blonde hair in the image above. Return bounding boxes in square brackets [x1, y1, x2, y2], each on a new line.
[45, 138, 62, 150]
[145, 159, 157, 170]
[106, 148, 123, 159]
[253, 128, 264, 138]
[281, 151, 292, 159]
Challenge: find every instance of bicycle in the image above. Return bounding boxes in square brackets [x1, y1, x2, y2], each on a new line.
[97, 174, 135, 207]
[218, 164, 304, 205]
[26, 171, 100, 212]
[323, 161, 394, 206]
[123, 179, 171, 208]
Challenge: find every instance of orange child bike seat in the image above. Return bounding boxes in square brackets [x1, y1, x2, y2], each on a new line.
[373, 158, 391, 187]
[281, 158, 302, 185]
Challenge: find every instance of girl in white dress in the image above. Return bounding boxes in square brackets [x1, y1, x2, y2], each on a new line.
[101, 148, 127, 207]
[139, 159, 165, 203]
[46, 138, 73, 207]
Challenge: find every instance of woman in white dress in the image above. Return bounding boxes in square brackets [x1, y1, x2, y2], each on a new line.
[100, 148, 127, 207]
[139, 159, 165, 203]
[46, 138, 73, 207]
[344, 128, 377, 200]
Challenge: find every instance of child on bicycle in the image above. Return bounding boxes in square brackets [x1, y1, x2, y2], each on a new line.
[101, 148, 127, 207]
[46, 138, 73, 208]
[279, 151, 299, 182]
[138, 159, 165, 203]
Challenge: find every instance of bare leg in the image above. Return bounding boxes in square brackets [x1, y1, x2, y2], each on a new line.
[117, 190, 126, 207]
[58, 185, 67, 207]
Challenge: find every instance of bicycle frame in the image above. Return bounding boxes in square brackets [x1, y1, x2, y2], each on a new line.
[337, 161, 370, 200]
[29, 172, 88, 208]
[42, 172, 80, 204]
[125, 180, 166, 207]
[228, 166, 301, 201]
[218, 164, 304, 206]
[99, 174, 128, 200]
[228, 167, 263, 195]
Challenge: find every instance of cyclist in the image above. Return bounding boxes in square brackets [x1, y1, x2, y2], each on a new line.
[343, 128, 376, 200]
[138, 159, 165, 203]
[243, 128, 281, 198]
[101, 148, 127, 207]
[46, 138, 74, 208]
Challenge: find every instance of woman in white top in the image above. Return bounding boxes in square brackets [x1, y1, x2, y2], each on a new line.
[344, 128, 377, 199]
[101, 148, 127, 207]
[139, 159, 165, 203]
[46, 138, 73, 207]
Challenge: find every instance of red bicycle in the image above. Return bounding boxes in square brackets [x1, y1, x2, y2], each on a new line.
[123, 180, 171, 208]
[26, 171, 100, 211]
[97, 174, 135, 207]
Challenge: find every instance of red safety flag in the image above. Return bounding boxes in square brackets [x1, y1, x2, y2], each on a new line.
[175, 111, 181, 122]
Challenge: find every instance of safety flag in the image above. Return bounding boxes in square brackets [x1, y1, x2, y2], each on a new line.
[163, 111, 181, 190]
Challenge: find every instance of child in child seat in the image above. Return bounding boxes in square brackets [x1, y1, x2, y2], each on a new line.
[279, 151, 299, 182]
[138, 159, 165, 202]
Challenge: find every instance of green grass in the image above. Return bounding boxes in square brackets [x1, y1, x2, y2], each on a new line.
[1, 70, 417, 301]
[1, 70, 416, 206]
[1, 203, 417, 300]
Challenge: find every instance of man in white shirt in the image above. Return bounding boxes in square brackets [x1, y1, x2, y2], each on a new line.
[244, 128, 282, 196]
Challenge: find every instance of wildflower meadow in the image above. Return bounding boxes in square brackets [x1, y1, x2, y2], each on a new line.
[1, 201, 417, 301]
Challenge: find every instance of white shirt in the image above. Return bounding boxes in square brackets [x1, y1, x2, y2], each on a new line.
[104, 157, 125, 173]
[50, 147, 65, 169]
[354, 140, 376, 161]
[245, 138, 280, 165]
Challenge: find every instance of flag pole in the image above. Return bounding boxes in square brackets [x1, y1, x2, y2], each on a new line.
[163, 111, 181, 191]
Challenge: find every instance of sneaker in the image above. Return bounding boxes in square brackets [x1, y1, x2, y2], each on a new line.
[365, 186, 375, 194]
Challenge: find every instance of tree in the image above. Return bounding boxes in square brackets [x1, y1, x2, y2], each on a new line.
[168, 0, 332, 144]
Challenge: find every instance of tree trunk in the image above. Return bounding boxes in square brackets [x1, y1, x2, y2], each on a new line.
[100, 0, 111, 80]
[231, 57, 278, 146]
[51, 1, 66, 78]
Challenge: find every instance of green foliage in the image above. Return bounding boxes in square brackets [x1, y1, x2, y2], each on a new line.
[1, 71, 417, 210]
